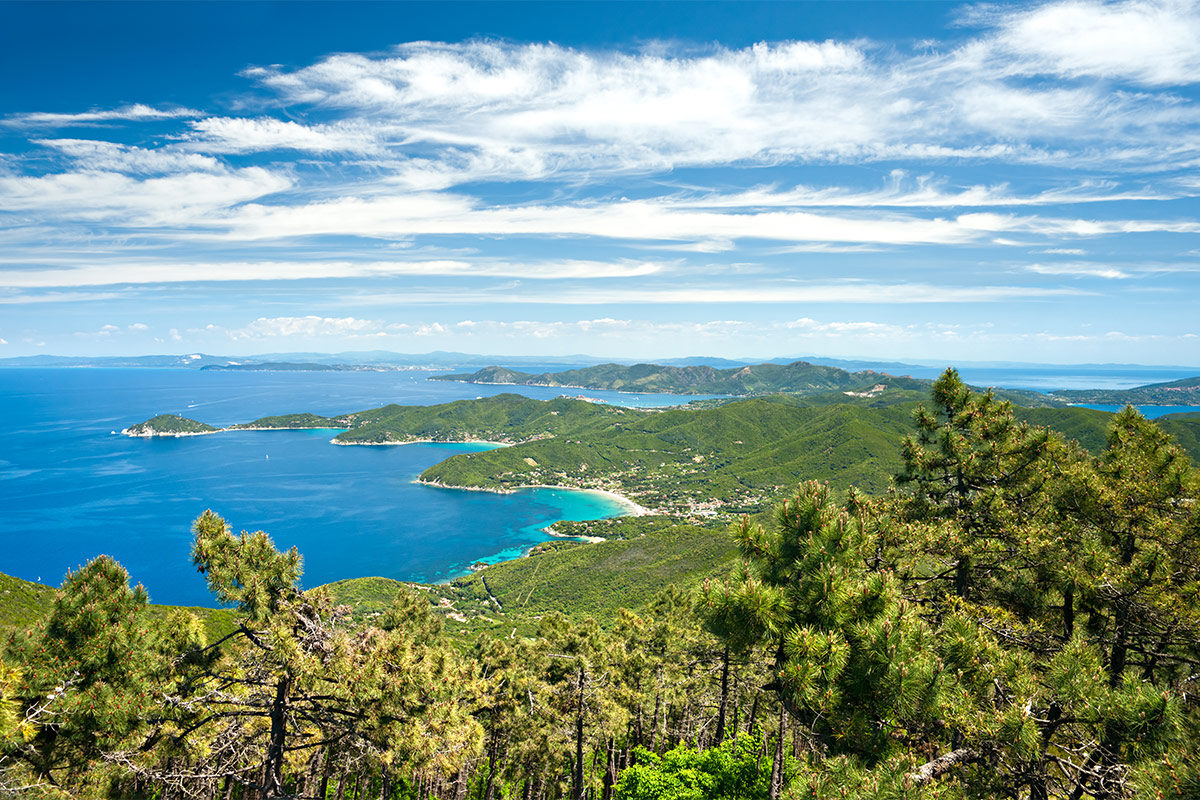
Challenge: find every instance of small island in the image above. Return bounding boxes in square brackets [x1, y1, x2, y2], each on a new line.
[121, 414, 218, 437]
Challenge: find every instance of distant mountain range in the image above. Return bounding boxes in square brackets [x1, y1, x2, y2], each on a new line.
[4, 352, 1199, 404]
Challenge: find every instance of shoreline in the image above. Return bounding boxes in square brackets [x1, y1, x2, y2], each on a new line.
[122, 425, 346, 438]
[332, 438, 513, 447]
[416, 477, 653, 517]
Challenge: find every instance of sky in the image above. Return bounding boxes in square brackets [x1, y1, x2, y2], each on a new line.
[1, 0, 1199, 364]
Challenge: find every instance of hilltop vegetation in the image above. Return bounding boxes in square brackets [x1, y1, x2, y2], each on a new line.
[121, 414, 217, 436]
[434, 360, 930, 396]
[230, 412, 350, 429]
[432, 360, 1065, 407]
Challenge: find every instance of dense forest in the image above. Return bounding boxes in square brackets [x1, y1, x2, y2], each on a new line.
[3, 370, 1199, 799]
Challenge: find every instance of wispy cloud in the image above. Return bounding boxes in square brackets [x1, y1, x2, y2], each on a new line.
[3, 104, 201, 128]
[0, 168, 292, 223]
[343, 281, 1086, 306]
[0, 258, 668, 288]
[229, 35, 1200, 184]
[962, 0, 1200, 86]
[34, 139, 225, 174]
[183, 117, 382, 154]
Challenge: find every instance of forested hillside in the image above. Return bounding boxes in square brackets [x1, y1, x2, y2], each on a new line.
[7, 371, 1200, 799]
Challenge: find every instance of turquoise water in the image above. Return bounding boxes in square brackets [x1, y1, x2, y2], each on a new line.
[0, 368, 708, 607]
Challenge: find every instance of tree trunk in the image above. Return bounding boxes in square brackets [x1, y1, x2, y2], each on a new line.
[573, 666, 586, 800]
[1062, 585, 1075, 640]
[715, 643, 730, 745]
[601, 738, 616, 800]
[768, 703, 786, 800]
[905, 748, 980, 786]
[484, 721, 499, 800]
[263, 675, 293, 798]
[318, 747, 334, 800]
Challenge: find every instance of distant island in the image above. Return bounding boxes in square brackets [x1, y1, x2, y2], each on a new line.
[431, 360, 1066, 408]
[434, 360, 1200, 407]
[432, 360, 917, 395]
[121, 414, 218, 437]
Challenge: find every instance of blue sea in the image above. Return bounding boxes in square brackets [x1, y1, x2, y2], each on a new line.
[0, 369, 724, 607]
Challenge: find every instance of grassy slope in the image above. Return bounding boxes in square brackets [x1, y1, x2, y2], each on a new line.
[0, 570, 236, 642]
[419, 398, 923, 512]
[317, 518, 739, 639]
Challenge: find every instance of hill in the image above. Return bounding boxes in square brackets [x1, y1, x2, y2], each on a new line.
[121, 414, 217, 437]
[0, 570, 235, 642]
[432, 359, 1064, 408]
[418, 396, 1197, 515]
[433, 360, 915, 395]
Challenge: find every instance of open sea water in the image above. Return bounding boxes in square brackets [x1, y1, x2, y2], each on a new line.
[0, 368, 725, 607]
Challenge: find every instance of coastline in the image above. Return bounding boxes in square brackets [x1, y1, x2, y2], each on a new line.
[332, 438, 513, 447]
[416, 477, 653, 517]
[122, 425, 346, 438]
[121, 428, 219, 438]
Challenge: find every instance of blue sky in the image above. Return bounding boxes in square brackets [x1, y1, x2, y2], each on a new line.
[1, 0, 1199, 364]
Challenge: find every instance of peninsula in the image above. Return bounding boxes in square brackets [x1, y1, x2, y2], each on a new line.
[123, 388, 1200, 518]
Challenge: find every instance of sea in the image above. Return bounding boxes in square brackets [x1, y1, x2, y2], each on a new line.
[1, 365, 1195, 607]
[0, 368, 724, 607]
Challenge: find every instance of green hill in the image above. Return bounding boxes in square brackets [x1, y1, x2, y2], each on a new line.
[434, 360, 910, 396]
[122, 414, 217, 437]
[332, 393, 626, 444]
[432, 360, 1065, 407]
[0, 570, 235, 642]
[229, 412, 350, 429]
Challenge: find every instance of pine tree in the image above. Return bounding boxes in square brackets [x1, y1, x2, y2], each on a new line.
[2, 555, 193, 796]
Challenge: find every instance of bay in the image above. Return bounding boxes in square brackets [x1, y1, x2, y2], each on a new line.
[0, 368, 725, 607]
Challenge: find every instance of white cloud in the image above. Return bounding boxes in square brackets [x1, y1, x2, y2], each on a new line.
[1022, 260, 1199, 278]
[236, 37, 1200, 183]
[0, 258, 667, 288]
[34, 139, 224, 174]
[3, 104, 201, 128]
[974, 0, 1200, 86]
[184, 117, 382, 154]
[344, 281, 1086, 306]
[0, 291, 121, 304]
[0, 168, 292, 224]
[210, 192, 1200, 248]
[211, 316, 387, 340]
[672, 173, 1170, 209]
[1024, 262, 1133, 279]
